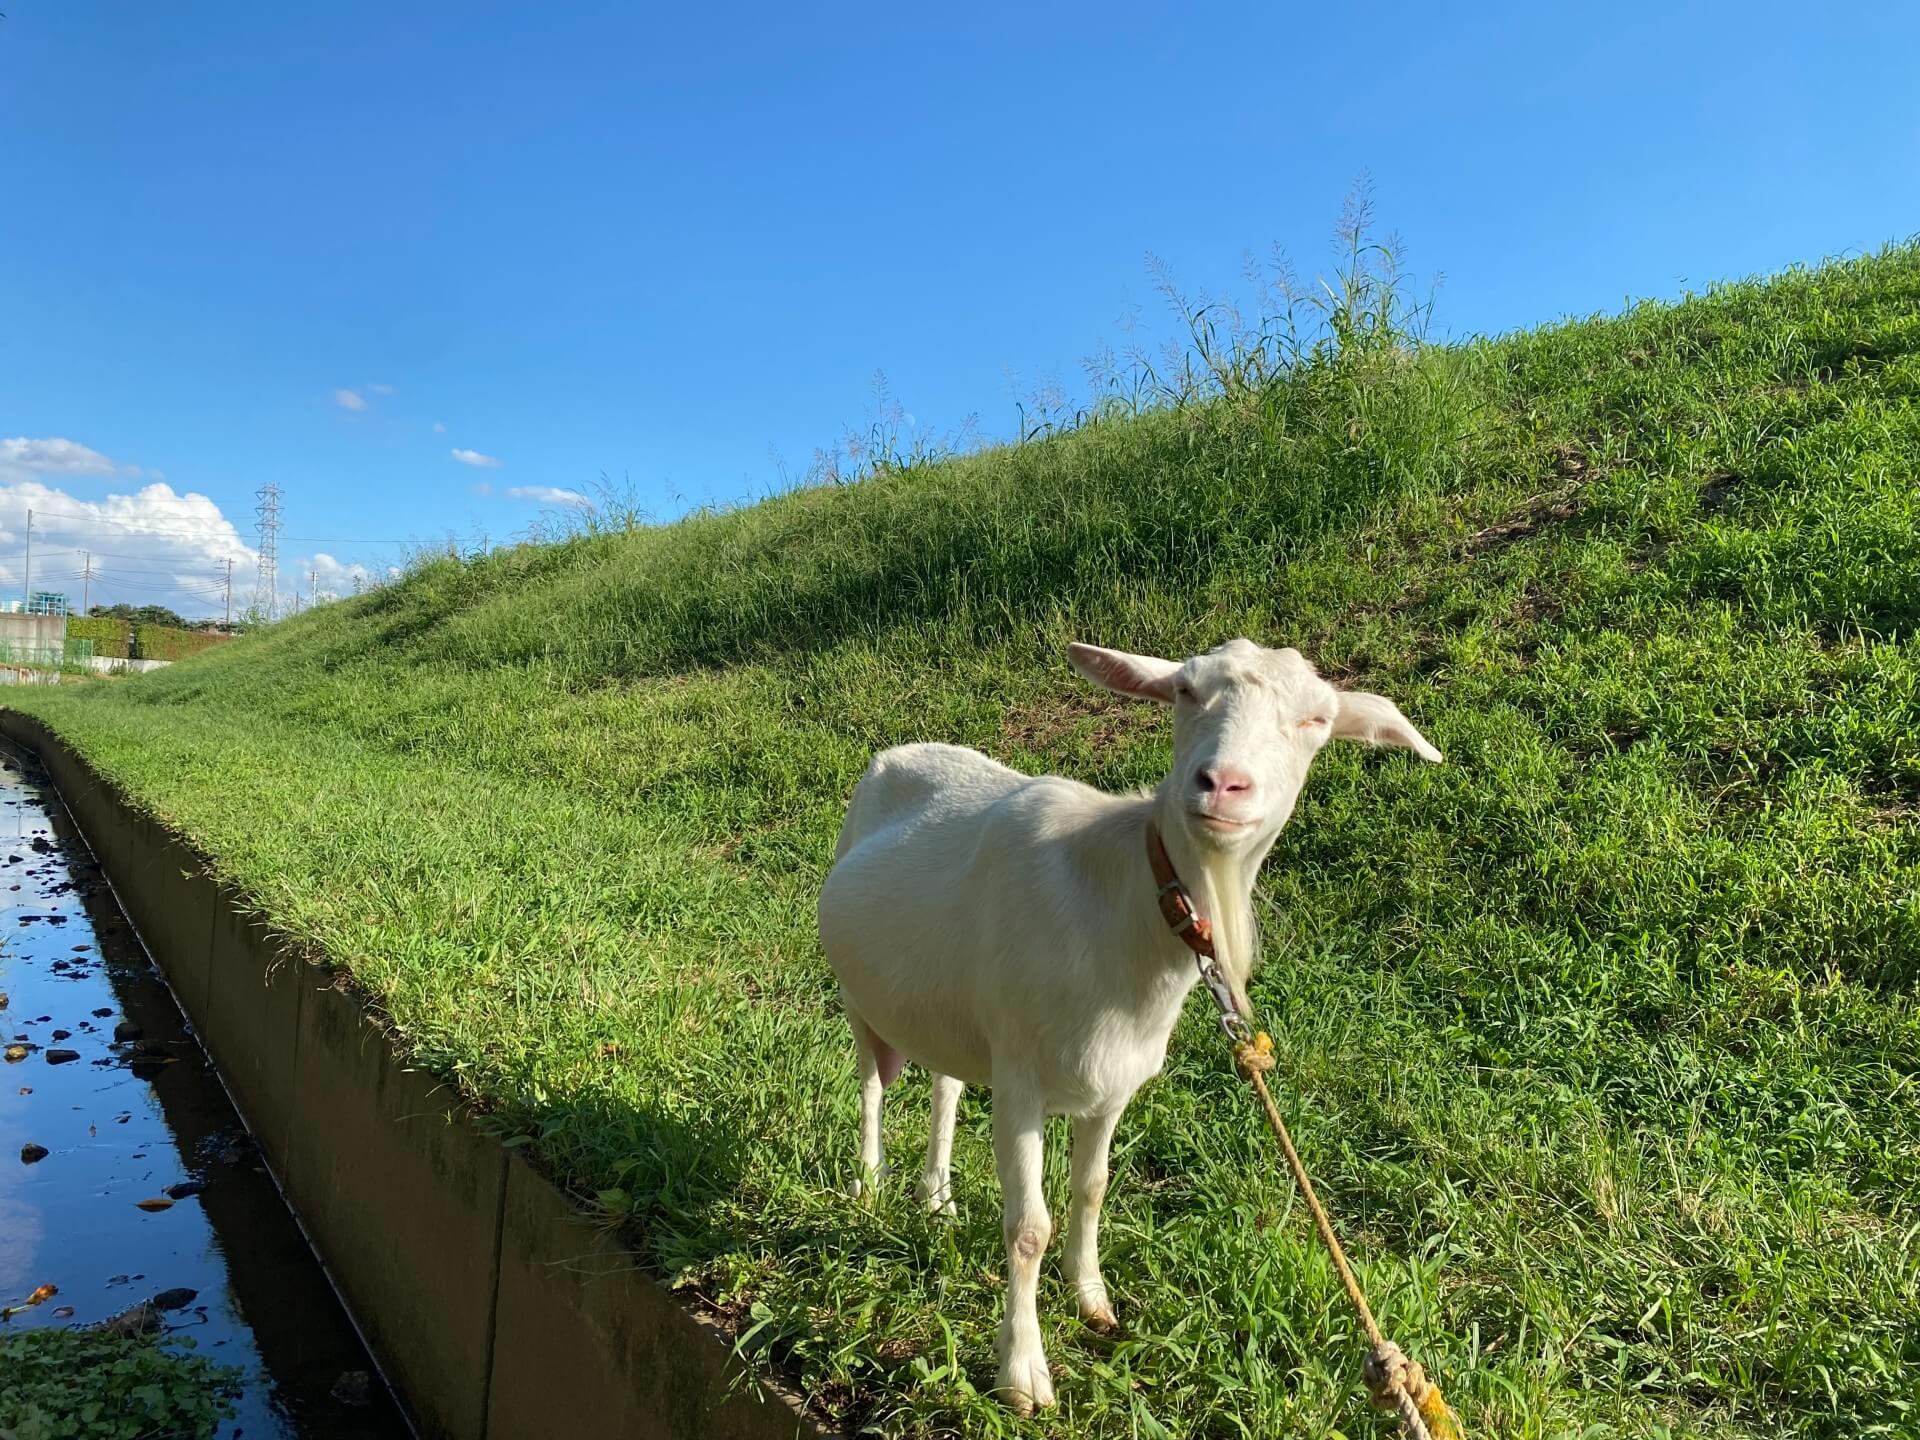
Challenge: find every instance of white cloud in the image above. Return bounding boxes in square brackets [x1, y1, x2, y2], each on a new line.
[0, 478, 259, 621]
[451, 448, 501, 468]
[506, 485, 589, 508]
[292, 551, 370, 605]
[1, 437, 121, 478]
[335, 389, 368, 412]
[366, 383, 394, 397]
[431, 421, 446, 434]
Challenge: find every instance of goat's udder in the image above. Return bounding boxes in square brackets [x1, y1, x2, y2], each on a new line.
[861, 1018, 908, 1087]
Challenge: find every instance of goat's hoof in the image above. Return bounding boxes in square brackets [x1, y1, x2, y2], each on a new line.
[1072, 1278, 1117, 1332]
[1081, 1301, 1118, 1334]
[849, 1163, 891, 1202]
[915, 1174, 957, 1219]
[996, 1352, 1055, 1415]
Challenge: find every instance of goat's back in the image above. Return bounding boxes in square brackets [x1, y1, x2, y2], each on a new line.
[831, 742, 1023, 861]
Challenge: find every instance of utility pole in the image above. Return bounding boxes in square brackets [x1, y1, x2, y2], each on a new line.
[22, 508, 31, 606]
[223, 558, 233, 629]
[309, 568, 318, 608]
[251, 483, 282, 622]
[81, 552, 92, 616]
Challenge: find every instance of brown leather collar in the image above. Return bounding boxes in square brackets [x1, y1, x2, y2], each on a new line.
[1145, 819, 1214, 958]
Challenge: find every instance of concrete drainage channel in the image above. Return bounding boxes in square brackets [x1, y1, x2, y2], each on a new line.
[1, 713, 826, 1440]
[0, 739, 409, 1438]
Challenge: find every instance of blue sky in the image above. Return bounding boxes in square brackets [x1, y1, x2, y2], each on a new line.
[2, 1, 1916, 617]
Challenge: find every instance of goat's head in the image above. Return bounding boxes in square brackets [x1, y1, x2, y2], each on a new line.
[1067, 638, 1441, 852]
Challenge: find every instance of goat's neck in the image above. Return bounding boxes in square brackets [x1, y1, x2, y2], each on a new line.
[1149, 784, 1265, 1005]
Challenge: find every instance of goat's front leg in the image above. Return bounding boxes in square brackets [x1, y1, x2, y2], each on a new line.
[1063, 1109, 1121, 1331]
[992, 1087, 1054, 1415]
[917, 1073, 962, 1217]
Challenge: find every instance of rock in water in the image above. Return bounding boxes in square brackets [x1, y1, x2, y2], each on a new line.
[95, 1300, 160, 1337]
[330, 1370, 375, 1407]
[19, 1142, 48, 1164]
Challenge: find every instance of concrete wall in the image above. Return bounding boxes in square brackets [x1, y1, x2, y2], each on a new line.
[1, 711, 833, 1440]
[88, 657, 171, 675]
[0, 612, 67, 665]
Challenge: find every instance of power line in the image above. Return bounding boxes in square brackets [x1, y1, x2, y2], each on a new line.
[6, 505, 413, 546]
[11, 507, 251, 540]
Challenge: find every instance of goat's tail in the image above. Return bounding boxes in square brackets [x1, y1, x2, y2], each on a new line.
[834, 748, 943, 863]
[833, 752, 892, 863]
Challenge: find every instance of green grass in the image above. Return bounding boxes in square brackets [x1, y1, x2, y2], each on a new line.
[0, 1328, 238, 1439]
[11, 238, 1920, 1439]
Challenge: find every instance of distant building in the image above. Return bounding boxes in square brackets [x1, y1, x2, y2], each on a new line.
[0, 594, 71, 617]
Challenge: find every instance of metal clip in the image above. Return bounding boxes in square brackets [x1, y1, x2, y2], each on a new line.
[1194, 954, 1250, 1042]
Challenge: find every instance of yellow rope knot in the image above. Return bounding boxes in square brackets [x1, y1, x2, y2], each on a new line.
[1364, 1342, 1464, 1440]
[1233, 1030, 1276, 1079]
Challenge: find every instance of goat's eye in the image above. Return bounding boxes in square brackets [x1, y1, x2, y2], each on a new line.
[1173, 683, 1195, 702]
[1299, 715, 1328, 729]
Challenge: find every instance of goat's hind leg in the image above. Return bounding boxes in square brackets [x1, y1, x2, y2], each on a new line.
[846, 1007, 894, 1200]
[917, 1073, 963, 1217]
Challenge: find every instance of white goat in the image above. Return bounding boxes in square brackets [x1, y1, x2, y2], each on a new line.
[817, 638, 1441, 1414]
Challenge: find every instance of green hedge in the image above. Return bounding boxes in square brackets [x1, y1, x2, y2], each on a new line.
[133, 624, 230, 662]
[67, 616, 131, 659]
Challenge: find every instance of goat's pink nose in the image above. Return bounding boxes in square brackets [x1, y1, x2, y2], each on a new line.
[1195, 766, 1254, 796]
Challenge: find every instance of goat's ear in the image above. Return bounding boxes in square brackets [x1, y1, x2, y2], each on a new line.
[1067, 643, 1181, 704]
[1331, 691, 1443, 762]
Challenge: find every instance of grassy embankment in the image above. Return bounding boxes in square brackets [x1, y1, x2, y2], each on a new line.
[9, 242, 1920, 1439]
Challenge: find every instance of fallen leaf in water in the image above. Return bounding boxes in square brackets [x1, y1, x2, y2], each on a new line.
[16, 1087, 29, 1095]
[150, 1287, 198, 1311]
[20, 1143, 48, 1164]
[44, 1049, 79, 1065]
[0, 1283, 58, 1319]
[162, 1180, 204, 1201]
[134, 1197, 174, 1212]
[3, 1045, 27, 1063]
[51, 1305, 73, 1318]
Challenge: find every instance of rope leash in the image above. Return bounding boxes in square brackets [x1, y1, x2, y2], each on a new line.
[1145, 822, 1465, 1440]
[1232, 1033, 1462, 1440]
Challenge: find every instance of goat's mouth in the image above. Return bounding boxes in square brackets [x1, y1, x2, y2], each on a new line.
[1189, 809, 1257, 835]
